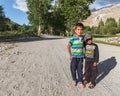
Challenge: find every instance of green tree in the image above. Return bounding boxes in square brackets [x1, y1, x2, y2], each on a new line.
[84, 26, 91, 33]
[105, 18, 117, 34]
[26, 0, 94, 36]
[91, 26, 98, 34]
[105, 18, 117, 27]
[0, 6, 5, 17]
[59, 0, 94, 32]
[98, 19, 105, 34]
[98, 19, 104, 27]
[0, 6, 6, 31]
[49, 1, 66, 35]
[118, 18, 120, 33]
[26, 0, 52, 36]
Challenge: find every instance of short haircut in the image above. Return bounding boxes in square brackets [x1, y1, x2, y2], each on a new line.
[86, 38, 93, 42]
[75, 22, 84, 29]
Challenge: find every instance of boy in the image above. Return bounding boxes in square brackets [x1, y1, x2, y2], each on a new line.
[83, 34, 99, 89]
[67, 23, 85, 88]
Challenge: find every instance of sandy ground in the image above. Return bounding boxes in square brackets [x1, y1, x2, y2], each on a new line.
[0, 35, 120, 96]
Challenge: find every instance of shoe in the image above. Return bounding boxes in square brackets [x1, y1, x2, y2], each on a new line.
[72, 81, 77, 86]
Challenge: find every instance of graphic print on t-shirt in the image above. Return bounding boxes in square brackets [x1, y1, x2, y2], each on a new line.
[85, 45, 95, 58]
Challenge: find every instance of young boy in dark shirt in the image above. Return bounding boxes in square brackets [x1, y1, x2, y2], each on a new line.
[83, 34, 99, 89]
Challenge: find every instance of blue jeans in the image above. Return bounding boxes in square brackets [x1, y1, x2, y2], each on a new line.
[70, 58, 83, 83]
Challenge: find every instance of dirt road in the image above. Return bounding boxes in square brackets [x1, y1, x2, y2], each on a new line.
[0, 36, 120, 96]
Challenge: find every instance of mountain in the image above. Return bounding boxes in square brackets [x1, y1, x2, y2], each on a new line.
[83, 4, 120, 27]
[90, 4, 113, 12]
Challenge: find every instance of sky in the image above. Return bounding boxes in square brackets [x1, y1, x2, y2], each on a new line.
[89, 0, 120, 10]
[0, 0, 28, 25]
[0, 0, 120, 25]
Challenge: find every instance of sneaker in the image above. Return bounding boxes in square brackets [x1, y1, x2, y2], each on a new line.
[72, 81, 77, 86]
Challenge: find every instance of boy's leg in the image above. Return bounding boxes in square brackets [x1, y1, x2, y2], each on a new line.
[70, 58, 77, 83]
[77, 58, 85, 88]
[91, 65, 98, 86]
[77, 58, 83, 83]
[84, 61, 91, 83]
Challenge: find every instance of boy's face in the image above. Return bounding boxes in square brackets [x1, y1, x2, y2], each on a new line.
[87, 39, 92, 44]
[75, 26, 83, 36]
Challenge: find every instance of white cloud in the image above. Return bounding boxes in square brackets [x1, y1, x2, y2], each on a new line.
[13, 0, 28, 12]
[13, 0, 120, 12]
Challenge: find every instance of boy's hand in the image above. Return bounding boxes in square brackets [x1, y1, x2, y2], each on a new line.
[67, 43, 72, 60]
[93, 62, 97, 67]
[69, 55, 72, 61]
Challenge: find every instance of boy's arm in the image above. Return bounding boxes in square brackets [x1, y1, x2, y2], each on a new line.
[67, 43, 72, 60]
[83, 41, 86, 58]
[93, 44, 99, 66]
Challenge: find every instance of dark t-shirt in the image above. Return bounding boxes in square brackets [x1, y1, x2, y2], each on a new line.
[85, 43, 99, 62]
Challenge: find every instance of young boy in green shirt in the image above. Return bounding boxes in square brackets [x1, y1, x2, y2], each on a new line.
[67, 23, 85, 88]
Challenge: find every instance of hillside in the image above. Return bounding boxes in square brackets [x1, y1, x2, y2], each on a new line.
[83, 4, 120, 27]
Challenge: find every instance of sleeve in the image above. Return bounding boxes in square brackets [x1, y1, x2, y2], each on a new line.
[69, 37, 73, 45]
[82, 35, 86, 48]
[94, 44, 99, 63]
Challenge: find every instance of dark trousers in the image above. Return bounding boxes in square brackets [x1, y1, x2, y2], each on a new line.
[84, 60, 98, 85]
[70, 58, 83, 83]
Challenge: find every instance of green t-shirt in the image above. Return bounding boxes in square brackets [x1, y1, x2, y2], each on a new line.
[69, 35, 84, 58]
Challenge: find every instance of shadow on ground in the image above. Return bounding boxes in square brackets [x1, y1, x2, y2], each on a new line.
[97, 56, 117, 84]
[0, 35, 63, 43]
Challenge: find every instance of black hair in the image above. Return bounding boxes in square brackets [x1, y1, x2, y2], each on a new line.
[75, 22, 84, 29]
[86, 38, 92, 42]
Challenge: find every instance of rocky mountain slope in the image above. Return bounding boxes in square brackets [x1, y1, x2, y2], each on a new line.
[83, 4, 120, 27]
